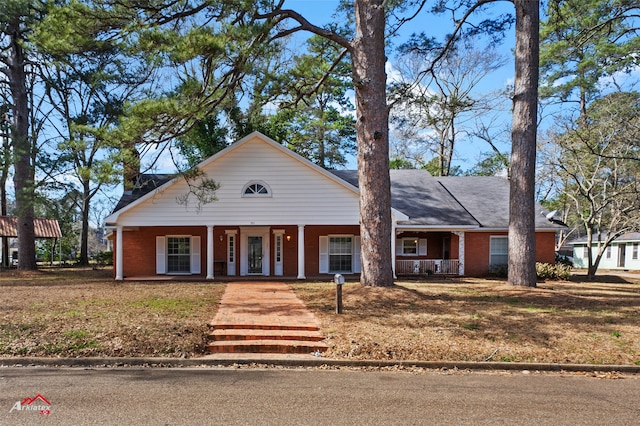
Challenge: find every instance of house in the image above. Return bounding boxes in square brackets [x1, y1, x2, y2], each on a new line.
[571, 233, 640, 270]
[105, 132, 562, 280]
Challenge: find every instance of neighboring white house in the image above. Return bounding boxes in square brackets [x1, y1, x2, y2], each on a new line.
[571, 233, 640, 270]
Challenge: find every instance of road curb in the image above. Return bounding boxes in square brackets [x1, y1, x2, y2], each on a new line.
[2, 357, 639, 374]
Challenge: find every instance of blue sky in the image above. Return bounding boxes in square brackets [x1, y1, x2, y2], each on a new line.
[280, 0, 517, 170]
[145, 0, 518, 173]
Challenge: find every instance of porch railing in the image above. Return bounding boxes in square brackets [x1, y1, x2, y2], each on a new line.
[395, 259, 460, 275]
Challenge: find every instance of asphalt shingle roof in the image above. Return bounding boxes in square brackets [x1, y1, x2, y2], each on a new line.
[113, 174, 174, 212]
[332, 170, 479, 227]
[114, 170, 564, 230]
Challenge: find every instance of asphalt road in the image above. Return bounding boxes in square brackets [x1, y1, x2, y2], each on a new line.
[1, 367, 639, 425]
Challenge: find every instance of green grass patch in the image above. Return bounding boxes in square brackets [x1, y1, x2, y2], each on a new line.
[0, 323, 35, 339]
[67, 340, 99, 351]
[63, 330, 91, 339]
[524, 306, 557, 313]
[462, 323, 480, 331]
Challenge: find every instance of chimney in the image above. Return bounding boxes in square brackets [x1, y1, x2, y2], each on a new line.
[122, 146, 140, 192]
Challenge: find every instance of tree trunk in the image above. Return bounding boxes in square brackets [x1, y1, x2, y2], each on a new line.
[7, 20, 37, 270]
[79, 180, 91, 266]
[508, 0, 539, 287]
[353, 0, 393, 286]
[1, 108, 9, 269]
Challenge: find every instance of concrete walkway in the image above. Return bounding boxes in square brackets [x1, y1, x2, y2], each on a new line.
[207, 282, 328, 354]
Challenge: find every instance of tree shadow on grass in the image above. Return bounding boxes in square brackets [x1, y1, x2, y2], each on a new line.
[300, 281, 640, 356]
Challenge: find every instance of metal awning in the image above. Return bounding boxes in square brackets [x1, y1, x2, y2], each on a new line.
[0, 216, 62, 238]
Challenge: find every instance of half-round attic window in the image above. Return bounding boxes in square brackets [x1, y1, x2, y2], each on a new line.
[242, 181, 271, 197]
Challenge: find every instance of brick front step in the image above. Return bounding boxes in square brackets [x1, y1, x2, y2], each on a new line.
[209, 323, 320, 332]
[210, 328, 326, 342]
[207, 339, 328, 354]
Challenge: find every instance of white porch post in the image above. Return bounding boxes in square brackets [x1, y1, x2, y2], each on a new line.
[391, 221, 397, 279]
[206, 225, 214, 280]
[455, 231, 465, 276]
[297, 225, 306, 279]
[115, 226, 123, 280]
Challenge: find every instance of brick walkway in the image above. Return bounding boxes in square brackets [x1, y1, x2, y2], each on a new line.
[207, 282, 328, 354]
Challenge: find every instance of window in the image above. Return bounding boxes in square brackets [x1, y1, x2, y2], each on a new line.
[329, 236, 353, 273]
[242, 181, 271, 197]
[489, 236, 508, 267]
[275, 235, 282, 263]
[228, 235, 235, 263]
[167, 237, 190, 273]
[633, 243, 639, 260]
[402, 239, 418, 255]
[583, 246, 589, 258]
[606, 246, 612, 259]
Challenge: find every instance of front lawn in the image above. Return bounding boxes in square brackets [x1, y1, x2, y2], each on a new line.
[1, 268, 639, 365]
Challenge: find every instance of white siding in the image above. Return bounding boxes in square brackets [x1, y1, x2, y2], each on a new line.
[574, 241, 640, 271]
[115, 136, 360, 227]
[627, 243, 640, 270]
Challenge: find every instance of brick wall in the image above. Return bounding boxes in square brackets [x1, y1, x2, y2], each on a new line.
[464, 231, 558, 277]
[119, 226, 207, 278]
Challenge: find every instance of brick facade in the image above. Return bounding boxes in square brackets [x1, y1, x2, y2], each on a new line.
[114, 226, 557, 279]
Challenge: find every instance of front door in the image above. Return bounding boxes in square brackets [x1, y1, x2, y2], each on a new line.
[248, 236, 263, 274]
[618, 244, 626, 268]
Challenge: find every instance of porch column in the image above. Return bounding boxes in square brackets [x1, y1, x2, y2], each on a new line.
[454, 231, 465, 276]
[115, 226, 123, 280]
[206, 225, 214, 280]
[297, 225, 306, 279]
[391, 222, 397, 279]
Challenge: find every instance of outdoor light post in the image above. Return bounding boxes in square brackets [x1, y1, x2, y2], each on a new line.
[334, 274, 344, 314]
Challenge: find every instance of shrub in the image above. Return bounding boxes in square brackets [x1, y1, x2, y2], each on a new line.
[555, 253, 574, 267]
[536, 262, 571, 280]
[488, 263, 571, 280]
[94, 251, 113, 266]
[488, 264, 508, 278]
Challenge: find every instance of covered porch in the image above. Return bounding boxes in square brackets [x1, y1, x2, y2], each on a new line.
[393, 229, 465, 276]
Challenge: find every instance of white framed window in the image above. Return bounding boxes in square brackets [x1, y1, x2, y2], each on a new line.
[275, 235, 282, 263]
[606, 246, 612, 259]
[583, 246, 589, 258]
[242, 181, 271, 197]
[225, 231, 237, 276]
[167, 236, 190, 273]
[273, 230, 284, 276]
[329, 236, 353, 273]
[228, 234, 235, 263]
[633, 243, 638, 260]
[489, 236, 508, 267]
[319, 235, 361, 274]
[402, 239, 418, 255]
[156, 236, 200, 275]
[398, 238, 428, 256]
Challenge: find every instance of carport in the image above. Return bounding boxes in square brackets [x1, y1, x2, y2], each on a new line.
[0, 216, 63, 267]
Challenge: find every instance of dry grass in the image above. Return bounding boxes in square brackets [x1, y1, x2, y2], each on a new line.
[292, 275, 640, 365]
[1, 268, 639, 365]
[0, 268, 225, 358]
